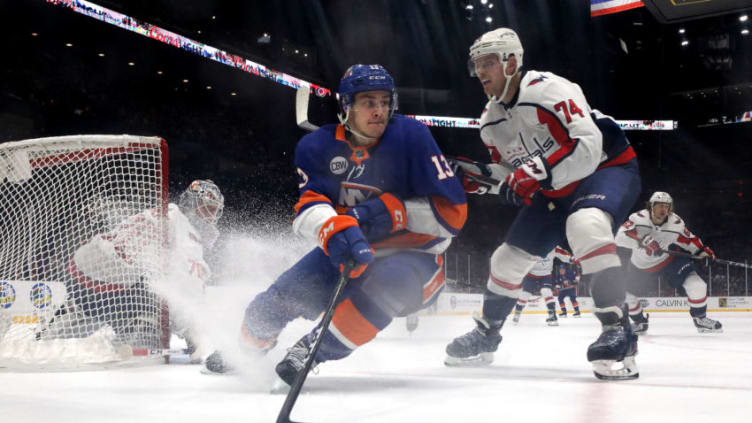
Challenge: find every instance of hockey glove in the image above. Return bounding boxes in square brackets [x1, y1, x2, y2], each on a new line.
[449, 156, 502, 195]
[698, 246, 716, 260]
[640, 235, 661, 256]
[318, 215, 374, 278]
[500, 156, 552, 207]
[345, 193, 406, 241]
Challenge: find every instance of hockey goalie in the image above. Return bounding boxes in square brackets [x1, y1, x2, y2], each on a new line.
[65, 179, 224, 360]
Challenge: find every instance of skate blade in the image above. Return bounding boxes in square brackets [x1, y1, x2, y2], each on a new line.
[547, 321, 559, 327]
[573, 315, 582, 318]
[591, 356, 639, 381]
[270, 376, 291, 395]
[697, 327, 723, 334]
[444, 352, 494, 367]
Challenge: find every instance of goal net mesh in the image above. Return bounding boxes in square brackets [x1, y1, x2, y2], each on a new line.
[0, 135, 169, 368]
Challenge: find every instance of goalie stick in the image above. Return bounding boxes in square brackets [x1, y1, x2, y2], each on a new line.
[296, 86, 320, 132]
[275, 261, 354, 423]
[662, 249, 752, 270]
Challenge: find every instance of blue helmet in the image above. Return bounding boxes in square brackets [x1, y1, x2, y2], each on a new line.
[337, 64, 398, 120]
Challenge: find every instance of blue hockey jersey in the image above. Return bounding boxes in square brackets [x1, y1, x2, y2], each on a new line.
[292, 115, 467, 255]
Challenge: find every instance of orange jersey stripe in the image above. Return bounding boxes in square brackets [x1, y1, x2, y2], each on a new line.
[294, 190, 332, 214]
[423, 268, 445, 302]
[371, 232, 438, 250]
[431, 196, 467, 233]
[331, 298, 380, 347]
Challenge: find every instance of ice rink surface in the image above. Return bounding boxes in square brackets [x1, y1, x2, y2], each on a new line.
[3, 311, 751, 423]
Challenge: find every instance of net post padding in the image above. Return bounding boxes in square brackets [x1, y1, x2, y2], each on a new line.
[0, 135, 169, 370]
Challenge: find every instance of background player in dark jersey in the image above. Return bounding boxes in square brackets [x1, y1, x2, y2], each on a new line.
[205, 65, 467, 388]
[555, 262, 581, 318]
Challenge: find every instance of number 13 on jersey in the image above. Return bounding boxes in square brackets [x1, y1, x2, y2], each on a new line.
[431, 155, 455, 180]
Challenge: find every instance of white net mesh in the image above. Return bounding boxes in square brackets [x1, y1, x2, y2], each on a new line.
[0, 135, 169, 369]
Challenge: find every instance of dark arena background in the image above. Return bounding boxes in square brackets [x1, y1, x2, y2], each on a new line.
[3, 0, 750, 292]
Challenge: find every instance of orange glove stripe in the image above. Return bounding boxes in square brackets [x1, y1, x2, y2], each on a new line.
[379, 193, 407, 233]
[318, 215, 359, 255]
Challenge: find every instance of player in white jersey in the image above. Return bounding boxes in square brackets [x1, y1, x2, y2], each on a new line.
[511, 246, 572, 326]
[67, 179, 224, 359]
[445, 28, 642, 380]
[615, 191, 722, 333]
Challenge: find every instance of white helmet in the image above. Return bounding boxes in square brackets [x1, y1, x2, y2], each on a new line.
[178, 179, 224, 225]
[468, 28, 524, 103]
[648, 191, 673, 210]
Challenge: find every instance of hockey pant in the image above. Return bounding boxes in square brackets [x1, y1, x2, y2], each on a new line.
[66, 260, 160, 341]
[243, 247, 444, 362]
[626, 256, 709, 318]
[557, 287, 578, 310]
[496, 160, 640, 317]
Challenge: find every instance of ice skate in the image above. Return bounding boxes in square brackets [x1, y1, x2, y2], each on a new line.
[444, 312, 502, 367]
[546, 312, 559, 327]
[572, 311, 582, 318]
[275, 335, 316, 387]
[202, 335, 277, 375]
[693, 316, 723, 333]
[558, 310, 567, 318]
[631, 313, 649, 335]
[406, 313, 419, 333]
[587, 319, 639, 380]
[512, 311, 521, 324]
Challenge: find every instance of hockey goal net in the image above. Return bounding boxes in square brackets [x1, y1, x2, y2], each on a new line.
[0, 135, 169, 369]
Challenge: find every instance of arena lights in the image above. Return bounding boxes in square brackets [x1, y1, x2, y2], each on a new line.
[740, 15, 748, 22]
[47, 0, 677, 131]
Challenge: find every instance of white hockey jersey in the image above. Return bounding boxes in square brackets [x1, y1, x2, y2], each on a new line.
[528, 246, 574, 276]
[615, 209, 707, 270]
[70, 203, 212, 292]
[478, 70, 636, 198]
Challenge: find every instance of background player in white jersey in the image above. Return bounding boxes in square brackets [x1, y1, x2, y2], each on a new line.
[615, 191, 722, 334]
[445, 28, 642, 380]
[66, 179, 224, 359]
[511, 246, 571, 326]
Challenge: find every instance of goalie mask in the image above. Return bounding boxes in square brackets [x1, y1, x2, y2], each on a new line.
[178, 179, 224, 225]
[469, 27, 524, 103]
[337, 64, 398, 130]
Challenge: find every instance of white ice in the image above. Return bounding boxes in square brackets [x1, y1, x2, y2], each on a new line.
[2, 233, 750, 422]
[2, 312, 751, 423]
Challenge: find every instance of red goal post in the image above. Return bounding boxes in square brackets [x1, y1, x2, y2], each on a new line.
[0, 135, 170, 369]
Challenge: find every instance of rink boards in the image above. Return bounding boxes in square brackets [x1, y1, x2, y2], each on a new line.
[430, 293, 752, 315]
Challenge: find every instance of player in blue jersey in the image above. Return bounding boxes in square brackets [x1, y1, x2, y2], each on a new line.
[205, 64, 467, 387]
[555, 262, 581, 318]
[444, 28, 641, 380]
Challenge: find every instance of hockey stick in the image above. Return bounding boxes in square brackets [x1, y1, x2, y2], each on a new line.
[662, 249, 752, 270]
[129, 347, 194, 357]
[276, 261, 354, 423]
[296, 86, 320, 132]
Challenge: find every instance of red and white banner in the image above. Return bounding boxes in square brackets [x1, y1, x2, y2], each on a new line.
[591, 0, 644, 17]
